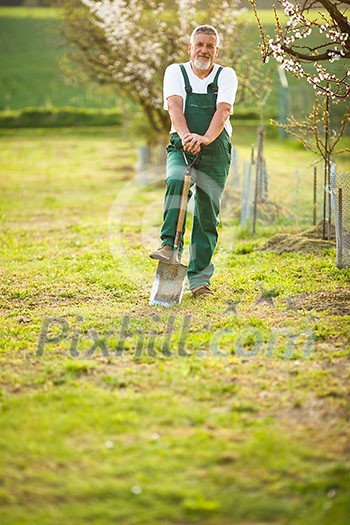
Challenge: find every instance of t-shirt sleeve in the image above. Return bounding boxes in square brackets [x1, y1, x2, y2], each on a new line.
[163, 64, 184, 110]
[217, 67, 238, 114]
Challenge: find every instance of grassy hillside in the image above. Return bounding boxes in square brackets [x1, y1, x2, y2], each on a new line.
[0, 7, 117, 110]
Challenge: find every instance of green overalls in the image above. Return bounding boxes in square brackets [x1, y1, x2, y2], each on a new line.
[161, 64, 232, 290]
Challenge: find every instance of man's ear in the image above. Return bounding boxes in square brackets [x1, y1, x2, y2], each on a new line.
[215, 47, 219, 58]
[187, 43, 192, 55]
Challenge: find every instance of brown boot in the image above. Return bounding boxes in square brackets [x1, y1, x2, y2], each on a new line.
[149, 244, 173, 263]
[191, 285, 214, 298]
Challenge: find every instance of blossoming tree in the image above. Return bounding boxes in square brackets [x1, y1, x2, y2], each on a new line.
[248, 0, 350, 99]
[60, 0, 248, 136]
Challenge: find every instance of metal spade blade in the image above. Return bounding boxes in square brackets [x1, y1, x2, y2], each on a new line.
[149, 261, 187, 307]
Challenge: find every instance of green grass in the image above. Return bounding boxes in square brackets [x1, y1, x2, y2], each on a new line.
[0, 126, 349, 524]
[0, 7, 60, 18]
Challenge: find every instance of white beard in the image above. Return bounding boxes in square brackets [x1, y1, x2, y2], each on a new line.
[193, 57, 211, 71]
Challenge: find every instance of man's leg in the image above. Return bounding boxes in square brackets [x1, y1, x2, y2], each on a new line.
[187, 151, 230, 290]
[160, 148, 194, 252]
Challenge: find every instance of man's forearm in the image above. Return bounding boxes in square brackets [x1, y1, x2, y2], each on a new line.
[168, 104, 190, 139]
[203, 105, 231, 144]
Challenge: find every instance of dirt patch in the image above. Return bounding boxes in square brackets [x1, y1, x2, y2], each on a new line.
[258, 222, 336, 254]
[300, 222, 336, 240]
[286, 288, 350, 316]
[259, 234, 335, 254]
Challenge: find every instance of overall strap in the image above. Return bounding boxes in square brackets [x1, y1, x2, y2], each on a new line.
[180, 64, 193, 95]
[207, 66, 223, 94]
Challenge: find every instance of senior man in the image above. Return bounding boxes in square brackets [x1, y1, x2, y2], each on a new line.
[150, 25, 238, 298]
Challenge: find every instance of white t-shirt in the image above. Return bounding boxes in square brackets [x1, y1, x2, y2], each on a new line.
[163, 61, 238, 136]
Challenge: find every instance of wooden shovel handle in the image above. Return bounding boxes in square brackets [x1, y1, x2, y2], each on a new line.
[174, 171, 191, 249]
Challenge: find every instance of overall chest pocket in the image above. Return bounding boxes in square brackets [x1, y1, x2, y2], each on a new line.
[186, 103, 215, 135]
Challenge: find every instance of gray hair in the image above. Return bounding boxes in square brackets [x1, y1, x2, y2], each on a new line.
[190, 25, 220, 48]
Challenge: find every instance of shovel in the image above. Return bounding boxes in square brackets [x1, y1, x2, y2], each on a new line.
[149, 152, 197, 307]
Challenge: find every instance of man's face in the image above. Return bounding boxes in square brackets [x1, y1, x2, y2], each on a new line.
[188, 33, 219, 71]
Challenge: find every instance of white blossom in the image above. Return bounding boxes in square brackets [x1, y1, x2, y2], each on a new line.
[252, 0, 349, 99]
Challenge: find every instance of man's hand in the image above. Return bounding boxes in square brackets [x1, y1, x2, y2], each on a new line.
[181, 103, 232, 154]
[182, 133, 210, 155]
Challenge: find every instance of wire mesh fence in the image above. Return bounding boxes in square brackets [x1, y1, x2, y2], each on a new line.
[331, 166, 350, 269]
[240, 158, 253, 227]
[224, 136, 344, 248]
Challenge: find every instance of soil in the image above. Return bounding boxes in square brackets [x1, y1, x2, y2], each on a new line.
[258, 221, 336, 254]
[285, 287, 350, 316]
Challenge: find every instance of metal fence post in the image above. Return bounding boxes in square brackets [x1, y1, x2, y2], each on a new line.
[337, 187, 343, 269]
[313, 166, 317, 226]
